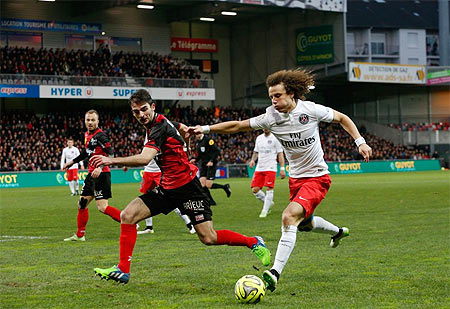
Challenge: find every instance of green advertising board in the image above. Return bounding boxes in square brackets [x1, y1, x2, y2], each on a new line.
[247, 160, 440, 178]
[0, 168, 144, 189]
[296, 25, 334, 65]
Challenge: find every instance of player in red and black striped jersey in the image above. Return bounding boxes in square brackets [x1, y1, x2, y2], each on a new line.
[62, 110, 122, 242]
[90, 89, 271, 284]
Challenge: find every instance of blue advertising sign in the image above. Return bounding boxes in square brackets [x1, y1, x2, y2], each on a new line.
[0, 85, 39, 98]
[1, 18, 101, 33]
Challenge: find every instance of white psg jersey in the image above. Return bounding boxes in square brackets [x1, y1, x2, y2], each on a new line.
[254, 133, 283, 172]
[250, 100, 334, 178]
[61, 146, 82, 170]
[144, 133, 161, 173]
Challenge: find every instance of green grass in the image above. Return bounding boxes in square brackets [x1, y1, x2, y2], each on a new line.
[1, 171, 449, 308]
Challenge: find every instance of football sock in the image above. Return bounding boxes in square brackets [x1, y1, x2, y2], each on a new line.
[74, 180, 79, 193]
[174, 208, 191, 224]
[272, 225, 297, 276]
[262, 190, 274, 213]
[216, 230, 257, 248]
[118, 224, 137, 273]
[69, 181, 75, 194]
[211, 183, 225, 189]
[312, 216, 339, 235]
[253, 190, 266, 202]
[104, 206, 121, 223]
[76, 208, 89, 238]
[145, 217, 153, 228]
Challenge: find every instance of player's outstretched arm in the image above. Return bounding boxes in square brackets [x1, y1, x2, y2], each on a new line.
[91, 147, 157, 168]
[188, 119, 252, 136]
[333, 110, 372, 162]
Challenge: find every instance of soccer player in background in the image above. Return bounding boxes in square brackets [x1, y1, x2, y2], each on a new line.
[60, 138, 84, 196]
[190, 133, 231, 205]
[249, 129, 286, 218]
[188, 69, 372, 292]
[62, 110, 122, 241]
[90, 89, 271, 283]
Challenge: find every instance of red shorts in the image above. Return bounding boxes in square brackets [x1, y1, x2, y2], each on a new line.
[140, 171, 162, 194]
[66, 169, 78, 181]
[289, 174, 331, 219]
[251, 171, 277, 189]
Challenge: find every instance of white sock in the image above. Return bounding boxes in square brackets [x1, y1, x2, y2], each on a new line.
[312, 216, 339, 235]
[74, 180, 79, 192]
[174, 208, 191, 225]
[272, 225, 297, 276]
[145, 217, 153, 228]
[253, 190, 265, 202]
[69, 181, 75, 194]
[262, 190, 274, 213]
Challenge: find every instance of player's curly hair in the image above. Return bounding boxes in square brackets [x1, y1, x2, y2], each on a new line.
[266, 69, 315, 100]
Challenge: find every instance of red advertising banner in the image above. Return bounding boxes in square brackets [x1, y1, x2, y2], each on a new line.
[171, 37, 218, 53]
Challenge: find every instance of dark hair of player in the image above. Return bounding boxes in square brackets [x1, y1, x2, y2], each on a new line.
[129, 89, 153, 106]
[86, 109, 99, 118]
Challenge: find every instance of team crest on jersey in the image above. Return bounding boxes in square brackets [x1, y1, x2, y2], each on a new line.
[299, 114, 309, 124]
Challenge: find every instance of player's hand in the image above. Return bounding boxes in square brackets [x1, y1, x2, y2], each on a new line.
[187, 125, 203, 137]
[62, 161, 73, 171]
[280, 169, 286, 179]
[91, 167, 102, 178]
[206, 161, 213, 167]
[90, 155, 112, 167]
[359, 144, 372, 162]
[190, 158, 196, 164]
[249, 160, 255, 169]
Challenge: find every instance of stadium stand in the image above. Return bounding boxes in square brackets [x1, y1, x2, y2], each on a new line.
[389, 122, 450, 131]
[1, 108, 429, 172]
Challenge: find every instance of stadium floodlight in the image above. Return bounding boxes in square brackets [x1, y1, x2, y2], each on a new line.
[221, 11, 237, 16]
[200, 17, 215, 22]
[137, 4, 154, 9]
[38, 0, 56, 2]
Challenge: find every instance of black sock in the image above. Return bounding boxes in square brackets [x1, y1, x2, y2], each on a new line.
[211, 183, 225, 189]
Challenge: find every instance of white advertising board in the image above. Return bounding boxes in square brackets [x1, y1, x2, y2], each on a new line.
[348, 62, 426, 84]
[39, 86, 215, 100]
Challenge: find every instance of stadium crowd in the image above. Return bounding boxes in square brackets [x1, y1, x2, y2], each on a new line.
[1, 106, 431, 172]
[0, 45, 202, 85]
[389, 122, 450, 131]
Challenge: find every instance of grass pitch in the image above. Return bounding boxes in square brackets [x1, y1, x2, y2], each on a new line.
[1, 171, 449, 308]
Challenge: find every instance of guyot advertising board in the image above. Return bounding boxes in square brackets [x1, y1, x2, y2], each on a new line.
[296, 25, 334, 65]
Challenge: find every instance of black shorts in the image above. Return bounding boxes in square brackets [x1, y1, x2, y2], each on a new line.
[199, 163, 217, 180]
[81, 172, 112, 200]
[139, 177, 212, 225]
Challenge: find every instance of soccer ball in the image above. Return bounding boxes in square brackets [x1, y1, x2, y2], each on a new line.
[234, 275, 266, 304]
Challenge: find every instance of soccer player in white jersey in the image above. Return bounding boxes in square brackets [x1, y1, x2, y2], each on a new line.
[137, 135, 196, 235]
[249, 129, 286, 218]
[188, 69, 372, 292]
[60, 138, 84, 196]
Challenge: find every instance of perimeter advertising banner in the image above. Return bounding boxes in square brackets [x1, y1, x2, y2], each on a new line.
[1, 18, 101, 33]
[296, 25, 334, 65]
[0, 85, 39, 98]
[427, 69, 450, 85]
[246, 160, 440, 178]
[171, 37, 218, 53]
[39, 86, 215, 100]
[349, 62, 426, 84]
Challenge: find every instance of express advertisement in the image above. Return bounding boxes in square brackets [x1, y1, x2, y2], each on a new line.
[349, 62, 427, 84]
[39, 86, 215, 100]
[0, 85, 39, 98]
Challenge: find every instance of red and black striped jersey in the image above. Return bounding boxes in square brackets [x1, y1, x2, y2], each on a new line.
[73, 128, 113, 173]
[145, 113, 197, 189]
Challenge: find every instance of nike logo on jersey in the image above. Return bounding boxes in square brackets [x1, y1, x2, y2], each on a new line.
[298, 196, 309, 201]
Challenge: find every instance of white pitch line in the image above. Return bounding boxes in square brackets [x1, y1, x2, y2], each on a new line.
[0, 235, 50, 242]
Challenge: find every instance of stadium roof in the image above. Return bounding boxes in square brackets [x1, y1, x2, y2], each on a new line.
[347, 0, 439, 30]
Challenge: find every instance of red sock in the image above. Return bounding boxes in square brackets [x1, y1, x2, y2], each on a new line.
[104, 206, 121, 223]
[216, 230, 257, 248]
[118, 224, 137, 273]
[76, 208, 89, 238]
